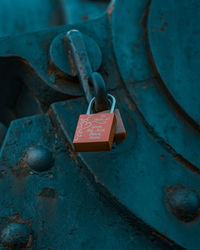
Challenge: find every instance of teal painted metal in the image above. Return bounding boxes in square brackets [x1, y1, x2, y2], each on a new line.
[0, 0, 199, 249]
[0, 115, 171, 249]
[148, 0, 200, 125]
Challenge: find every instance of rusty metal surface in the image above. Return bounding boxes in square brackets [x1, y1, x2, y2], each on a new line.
[0, 0, 199, 249]
[148, 0, 200, 125]
[0, 0, 65, 37]
[0, 114, 173, 249]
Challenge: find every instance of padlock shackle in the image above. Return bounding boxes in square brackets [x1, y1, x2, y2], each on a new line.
[89, 72, 109, 112]
[86, 94, 116, 115]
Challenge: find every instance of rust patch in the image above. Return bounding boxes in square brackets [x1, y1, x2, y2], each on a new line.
[67, 54, 76, 76]
[62, 38, 77, 76]
[142, 84, 148, 89]
[21, 58, 30, 66]
[10, 214, 22, 224]
[108, 5, 114, 19]
[150, 228, 175, 245]
[39, 188, 58, 199]
[68, 144, 78, 163]
[9, 214, 31, 226]
[48, 61, 58, 76]
[81, 15, 89, 21]
[9, 160, 30, 178]
[124, 97, 136, 112]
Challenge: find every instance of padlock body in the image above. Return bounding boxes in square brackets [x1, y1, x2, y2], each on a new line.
[73, 113, 116, 152]
[101, 109, 126, 142]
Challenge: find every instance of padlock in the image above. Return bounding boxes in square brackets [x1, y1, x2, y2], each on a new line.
[73, 94, 117, 152]
[101, 109, 126, 142]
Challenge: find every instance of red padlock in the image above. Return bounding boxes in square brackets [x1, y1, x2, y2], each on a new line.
[73, 94, 117, 152]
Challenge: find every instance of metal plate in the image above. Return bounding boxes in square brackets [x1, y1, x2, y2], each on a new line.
[111, 0, 154, 82]
[148, 0, 200, 125]
[0, 114, 173, 249]
[110, 0, 200, 248]
[0, 0, 200, 248]
[50, 93, 200, 250]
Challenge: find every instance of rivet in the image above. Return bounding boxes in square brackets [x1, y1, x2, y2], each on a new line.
[24, 147, 54, 172]
[166, 187, 200, 222]
[1, 222, 31, 249]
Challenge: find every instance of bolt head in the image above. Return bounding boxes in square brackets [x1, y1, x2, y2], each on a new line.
[25, 147, 54, 172]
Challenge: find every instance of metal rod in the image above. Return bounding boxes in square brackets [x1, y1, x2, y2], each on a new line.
[65, 29, 93, 103]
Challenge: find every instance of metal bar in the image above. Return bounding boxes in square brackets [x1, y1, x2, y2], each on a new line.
[65, 29, 93, 103]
